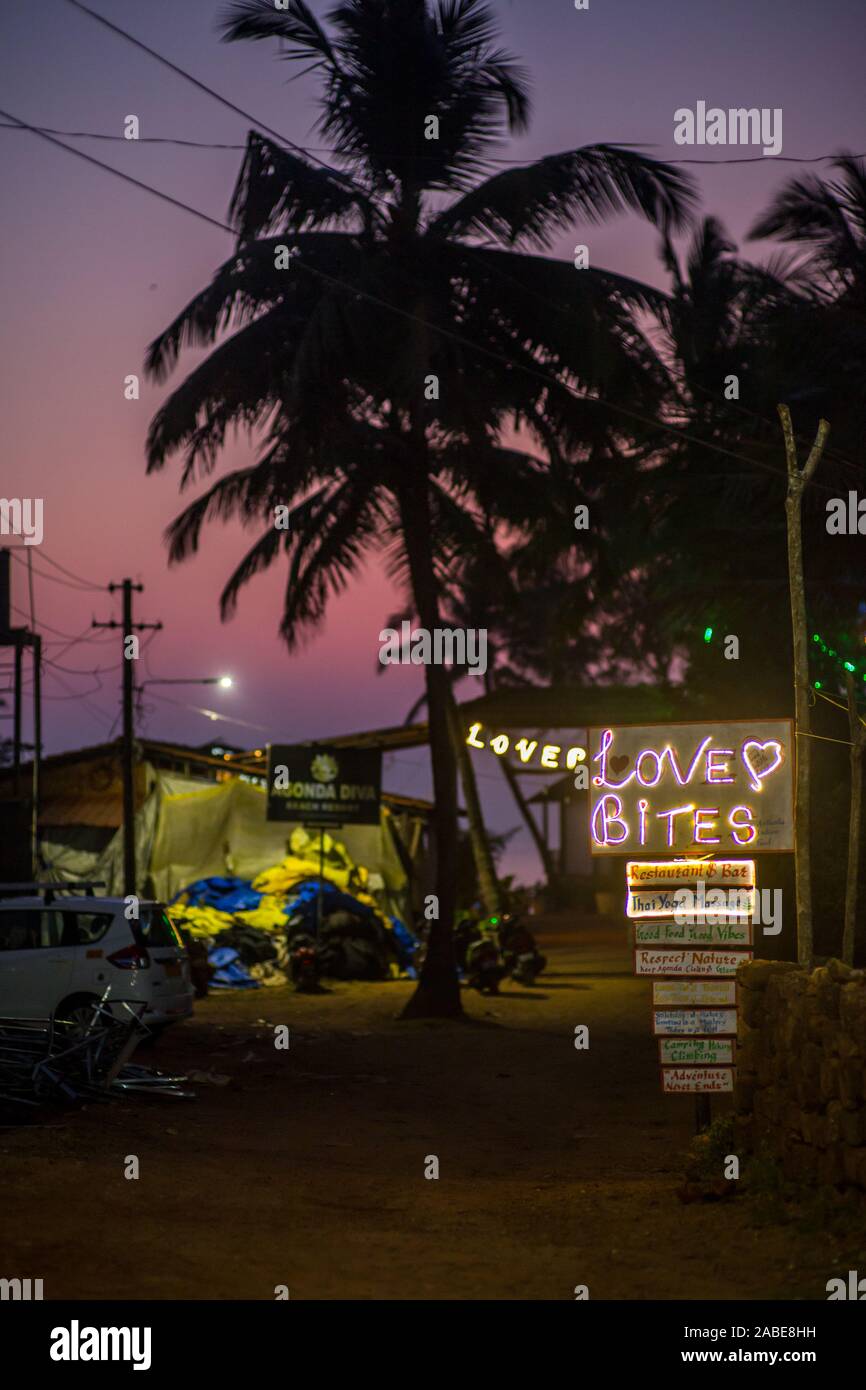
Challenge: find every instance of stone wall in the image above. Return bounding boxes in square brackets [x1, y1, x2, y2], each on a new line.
[734, 958, 866, 1192]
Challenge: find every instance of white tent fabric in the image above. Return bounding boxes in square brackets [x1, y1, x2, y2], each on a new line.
[147, 773, 407, 901]
[41, 769, 410, 903]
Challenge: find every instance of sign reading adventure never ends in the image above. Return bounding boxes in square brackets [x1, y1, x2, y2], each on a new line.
[588, 719, 794, 854]
[266, 745, 382, 826]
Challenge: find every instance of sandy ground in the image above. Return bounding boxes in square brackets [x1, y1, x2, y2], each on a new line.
[1, 914, 864, 1300]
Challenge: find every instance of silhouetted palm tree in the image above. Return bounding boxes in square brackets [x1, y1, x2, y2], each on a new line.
[612, 207, 866, 713]
[749, 153, 866, 454]
[144, 0, 694, 1016]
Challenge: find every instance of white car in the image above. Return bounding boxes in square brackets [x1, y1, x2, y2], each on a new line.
[0, 887, 193, 1033]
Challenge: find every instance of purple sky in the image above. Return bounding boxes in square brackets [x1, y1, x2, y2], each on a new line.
[2, 0, 864, 882]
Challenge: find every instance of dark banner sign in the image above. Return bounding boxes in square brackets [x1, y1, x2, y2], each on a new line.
[266, 744, 382, 826]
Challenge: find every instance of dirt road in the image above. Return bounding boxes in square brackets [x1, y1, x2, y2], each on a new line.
[1, 916, 860, 1299]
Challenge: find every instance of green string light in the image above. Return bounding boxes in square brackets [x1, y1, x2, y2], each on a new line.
[811, 629, 866, 689]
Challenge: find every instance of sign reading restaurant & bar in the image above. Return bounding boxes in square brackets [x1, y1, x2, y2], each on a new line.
[266, 744, 382, 826]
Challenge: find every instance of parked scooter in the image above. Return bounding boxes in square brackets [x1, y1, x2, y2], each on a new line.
[288, 933, 321, 992]
[464, 932, 506, 994]
[498, 913, 547, 987]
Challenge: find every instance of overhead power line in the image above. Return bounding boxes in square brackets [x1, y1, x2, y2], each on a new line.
[1, 102, 847, 498]
[3, 120, 863, 168]
[8, 547, 106, 593]
[50, 1, 866, 483]
[58, 0, 378, 214]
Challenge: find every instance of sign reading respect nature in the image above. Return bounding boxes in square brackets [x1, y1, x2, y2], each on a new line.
[634, 947, 752, 977]
[266, 744, 382, 826]
[588, 720, 794, 854]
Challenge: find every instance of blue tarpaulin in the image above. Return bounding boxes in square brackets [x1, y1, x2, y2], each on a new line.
[173, 877, 263, 914]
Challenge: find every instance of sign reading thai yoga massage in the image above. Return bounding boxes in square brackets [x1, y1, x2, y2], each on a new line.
[588, 719, 794, 854]
[266, 744, 382, 826]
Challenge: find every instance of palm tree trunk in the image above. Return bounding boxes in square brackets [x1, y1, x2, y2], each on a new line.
[779, 405, 830, 968]
[448, 695, 501, 915]
[843, 672, 864, 966]
[397, 465, 462, 1019]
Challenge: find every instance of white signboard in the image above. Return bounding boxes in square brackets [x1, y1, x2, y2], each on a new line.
[635, 948, 752, 977]
[661, 1067, 735, 1094]
[659, 1038, 734, 1065]
[653, 1008, 738, 1036]
[589, 720, 793, 854]
[627, 886, 755, 921]
[653, 979, 737, 1006]
[627, 860, 754, 888]
[634, 918, 752, 945]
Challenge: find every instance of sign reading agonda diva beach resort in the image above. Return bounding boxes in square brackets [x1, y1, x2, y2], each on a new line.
[266, 745, 382, 827]
[588, 719, 794, 855]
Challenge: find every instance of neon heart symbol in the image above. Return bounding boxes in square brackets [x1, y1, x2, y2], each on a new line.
[742, 739, 783, 792]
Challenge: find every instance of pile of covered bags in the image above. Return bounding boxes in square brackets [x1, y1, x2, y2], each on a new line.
[167, 828, 419, 990]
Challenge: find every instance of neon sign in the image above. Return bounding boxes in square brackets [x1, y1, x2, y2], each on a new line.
[589, 720, 793, 855]
[465, 722, 586, 773]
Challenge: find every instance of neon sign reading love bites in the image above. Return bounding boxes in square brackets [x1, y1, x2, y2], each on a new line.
[588, 719, 794, 855]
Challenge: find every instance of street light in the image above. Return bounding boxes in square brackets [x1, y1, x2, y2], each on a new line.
[139, 676, 234, 688]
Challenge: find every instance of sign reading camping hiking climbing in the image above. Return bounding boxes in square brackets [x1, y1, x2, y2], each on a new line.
[588, 719, 794, 854]
[266, 745, 382, 826]
[658, 1037, 734, 1066]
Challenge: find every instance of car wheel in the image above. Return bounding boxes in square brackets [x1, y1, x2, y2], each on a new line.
[55, 996, 102, 1040]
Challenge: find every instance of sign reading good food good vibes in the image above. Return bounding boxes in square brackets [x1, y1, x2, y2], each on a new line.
[588, 720, 794, 855]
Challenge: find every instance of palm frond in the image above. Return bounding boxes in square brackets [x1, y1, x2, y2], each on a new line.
[428, 144, 696, 247]
[228, 131, 374, 240]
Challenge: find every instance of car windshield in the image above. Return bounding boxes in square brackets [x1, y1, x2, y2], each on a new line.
[139, 905, 184, 949]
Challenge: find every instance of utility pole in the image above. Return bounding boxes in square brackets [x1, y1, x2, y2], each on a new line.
[93, 580, 162, 897]
[31, 633, 41, 876]
[0, 548, 40, 877]
[778, 405, 830, 968]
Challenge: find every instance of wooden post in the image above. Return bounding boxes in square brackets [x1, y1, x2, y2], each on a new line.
[843, 672, 865, 966]
[448, 699, 501, 915]
[778, 406, 830, 968]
